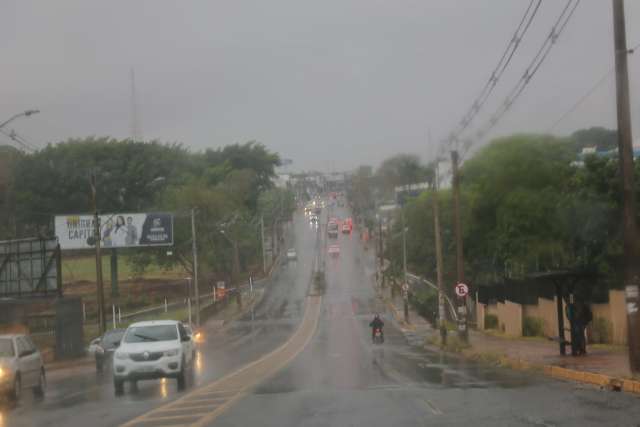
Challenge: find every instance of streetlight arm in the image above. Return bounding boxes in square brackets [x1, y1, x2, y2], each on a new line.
[0, 109, 40, 130]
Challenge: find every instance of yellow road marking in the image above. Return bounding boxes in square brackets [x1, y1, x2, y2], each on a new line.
[120, 296, 322, 427]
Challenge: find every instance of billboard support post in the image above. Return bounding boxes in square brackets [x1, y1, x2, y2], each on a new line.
[110, 248, 119, 298]
[91, 174, 106, 336]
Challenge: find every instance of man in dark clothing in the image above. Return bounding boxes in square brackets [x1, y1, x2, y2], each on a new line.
[369, 314, 384, 341]
[575, 301, 592, 355]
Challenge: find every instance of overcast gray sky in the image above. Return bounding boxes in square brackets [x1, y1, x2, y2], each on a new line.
[1, 1, 639, 171]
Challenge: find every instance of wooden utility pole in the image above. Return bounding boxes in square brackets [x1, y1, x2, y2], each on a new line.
[451, 150, 468, 342]
[432, 163, 447, 344]
[90, 173, 106, 335]
[612, 0, 640, 374]
[261, 215, 267, 274]
[191, 208, 200, 326]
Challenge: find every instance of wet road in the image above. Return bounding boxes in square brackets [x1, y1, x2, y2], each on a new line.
[207, 205, 640, 427]
[5, 205, 640, 426]
[2, 211, 319, 427]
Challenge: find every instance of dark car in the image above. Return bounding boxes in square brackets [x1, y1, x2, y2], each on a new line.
[95, 328, 125, 373]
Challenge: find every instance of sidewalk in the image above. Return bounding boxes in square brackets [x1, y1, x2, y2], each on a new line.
[465, 330, 631, 379]
[385, 295, 640, 394]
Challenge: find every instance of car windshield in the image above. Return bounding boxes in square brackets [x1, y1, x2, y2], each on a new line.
[124, 326, 177, 343]
[0, 339, 14, 357]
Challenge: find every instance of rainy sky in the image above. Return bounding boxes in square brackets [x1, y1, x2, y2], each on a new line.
[2, 0, 639, 171]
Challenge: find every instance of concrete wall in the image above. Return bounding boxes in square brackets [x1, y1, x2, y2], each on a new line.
[591, 290, 627, 345]
[477, 302, 485, 330]
[496, 301, 522, 337]
[477, 291, 627, 345]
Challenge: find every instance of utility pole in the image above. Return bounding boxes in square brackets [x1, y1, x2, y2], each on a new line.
[432, 163, 447, 344]
[402, 210, 409, 323]
[191, 208, 200, 326]
[233, 239, 242, 308]
[378, 216, 385, 289]
[612, 0, 640, 374]
[261, 215, 267, 274]
[451, 150, 468, 342]
[90, 173, 106, 335]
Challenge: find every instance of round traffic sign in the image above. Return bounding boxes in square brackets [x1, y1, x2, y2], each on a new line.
[455, 283, 469, 297]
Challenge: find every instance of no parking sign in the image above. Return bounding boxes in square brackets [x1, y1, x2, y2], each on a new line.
[454, 283, 469, 298]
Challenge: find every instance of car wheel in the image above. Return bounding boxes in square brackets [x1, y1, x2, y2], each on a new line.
[114, 377, 125, 395]
[176, 359, 186, 391]
[33, 369, 46, 398]
[11, 374, 21, 401]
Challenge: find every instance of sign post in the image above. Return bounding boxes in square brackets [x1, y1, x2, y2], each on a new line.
[454, 282, 469, 339]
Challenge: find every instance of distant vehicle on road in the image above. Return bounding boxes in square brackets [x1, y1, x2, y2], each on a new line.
[328, 244, 340, 256]
[309, 214, 319, 223]
[342, 223, 351, 234]
[327, 221, 339, 238]
[287, 248, 297, 260]
[113, 320, 195, 394]
[0, 334, 46, 401]
[95, 328, 126, 373]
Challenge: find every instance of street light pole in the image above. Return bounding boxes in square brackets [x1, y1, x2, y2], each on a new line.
[0, 109, 40, 130]
[432, 163, 447, 345]
[191, 208, 200, 326]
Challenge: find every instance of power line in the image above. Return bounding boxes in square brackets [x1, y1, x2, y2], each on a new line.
[547, 40, 640, 132]
[466, 0, 581, 156]
[449, 0, 543, 146]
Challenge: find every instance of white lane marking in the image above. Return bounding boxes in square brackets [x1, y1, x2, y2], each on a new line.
[424, 399, 443, 415]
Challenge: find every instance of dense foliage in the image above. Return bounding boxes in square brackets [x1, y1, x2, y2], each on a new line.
[2, 138, 293, 282]
[353, 129, 638, 291]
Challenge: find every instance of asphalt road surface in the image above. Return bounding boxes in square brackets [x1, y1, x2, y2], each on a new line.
[4, 206, 640, 427]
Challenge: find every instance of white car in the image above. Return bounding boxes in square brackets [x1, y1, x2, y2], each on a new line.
[287, 248, 297, 260]
[112, 320, 195, 394]
[0, 334, 46, 401]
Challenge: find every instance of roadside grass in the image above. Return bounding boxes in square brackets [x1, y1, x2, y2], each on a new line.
[62, 255, 184, 283]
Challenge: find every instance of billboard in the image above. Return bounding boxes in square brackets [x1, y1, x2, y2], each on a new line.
[55, 212, 173, 250]
[0, 237, 60, 297]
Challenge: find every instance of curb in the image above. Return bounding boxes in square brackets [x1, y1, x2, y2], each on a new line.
[542, 365, 640, 394]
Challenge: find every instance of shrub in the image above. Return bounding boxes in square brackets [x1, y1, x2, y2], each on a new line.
[590, 317, 611, 344]
[484, 314, 499, 330]
[523, 316, 545, 337]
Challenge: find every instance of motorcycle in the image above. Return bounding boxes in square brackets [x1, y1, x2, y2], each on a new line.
[372, 327, 384, 344]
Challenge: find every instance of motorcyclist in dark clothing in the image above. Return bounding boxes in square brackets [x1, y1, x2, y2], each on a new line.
[369, 314, 384, 341]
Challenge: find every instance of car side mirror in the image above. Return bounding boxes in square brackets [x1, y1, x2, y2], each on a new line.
[20, 349, 33, 358]
[114, 341, 120, 347]
[181, 335, 191, 342]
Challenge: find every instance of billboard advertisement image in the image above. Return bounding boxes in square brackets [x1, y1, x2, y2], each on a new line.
[55, 212, 173, 250]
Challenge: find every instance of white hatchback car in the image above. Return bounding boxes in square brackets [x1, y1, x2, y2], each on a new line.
[0, 334, 46, 401]
[112, 320, 194, 394]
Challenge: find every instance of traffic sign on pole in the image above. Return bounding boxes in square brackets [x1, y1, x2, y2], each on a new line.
[454, 283, 469, 298]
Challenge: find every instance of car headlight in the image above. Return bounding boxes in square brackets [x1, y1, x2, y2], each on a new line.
[0, 367, 5, 380]
[96, 346, 105, 354]
[115, 352, 129, 360]
[164, 348, 180, 357]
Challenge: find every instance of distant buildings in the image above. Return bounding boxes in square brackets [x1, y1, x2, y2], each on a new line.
[571, 140, 640, 167]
